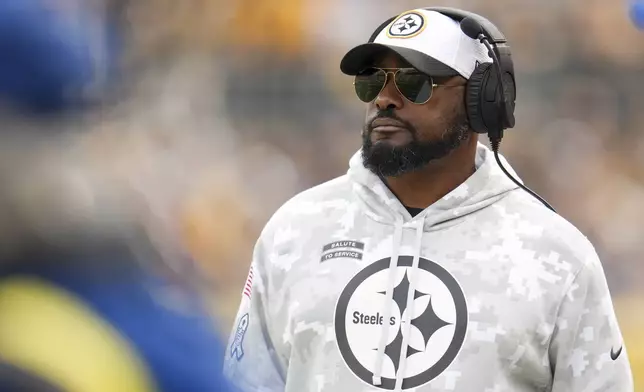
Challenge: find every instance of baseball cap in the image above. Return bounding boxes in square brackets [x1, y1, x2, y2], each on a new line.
[340, 9, 492, 80]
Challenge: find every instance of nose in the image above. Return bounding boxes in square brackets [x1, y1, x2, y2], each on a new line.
[374, 74, 404, 111]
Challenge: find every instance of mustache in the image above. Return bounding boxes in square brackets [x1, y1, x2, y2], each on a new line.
[365, 109, 416, 134]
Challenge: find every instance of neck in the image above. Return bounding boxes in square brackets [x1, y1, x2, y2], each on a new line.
[384, 138, 478, 209]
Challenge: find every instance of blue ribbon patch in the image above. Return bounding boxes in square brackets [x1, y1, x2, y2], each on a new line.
[230, 313, 250, 361]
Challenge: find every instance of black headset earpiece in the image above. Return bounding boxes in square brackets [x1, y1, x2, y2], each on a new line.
[464, 62, 493, 134]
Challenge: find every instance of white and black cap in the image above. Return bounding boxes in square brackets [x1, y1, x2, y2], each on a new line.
[340, 9, 492, 79]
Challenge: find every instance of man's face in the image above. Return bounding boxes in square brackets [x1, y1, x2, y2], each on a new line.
[361, 52, 471, 177]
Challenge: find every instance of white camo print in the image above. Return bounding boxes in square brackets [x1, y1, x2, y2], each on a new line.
[223, 142, 634, 392]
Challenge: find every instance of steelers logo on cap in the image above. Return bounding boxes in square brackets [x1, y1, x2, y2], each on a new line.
[387, 12, 426, 39]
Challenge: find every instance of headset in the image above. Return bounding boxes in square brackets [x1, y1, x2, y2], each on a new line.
[367, 7, 556, 212]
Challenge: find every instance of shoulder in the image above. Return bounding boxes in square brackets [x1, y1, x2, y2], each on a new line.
[498, 190, 601, 274]
[259, 175, 353, 240]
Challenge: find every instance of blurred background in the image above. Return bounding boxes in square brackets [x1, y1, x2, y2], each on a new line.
[0, 0, 643, 389]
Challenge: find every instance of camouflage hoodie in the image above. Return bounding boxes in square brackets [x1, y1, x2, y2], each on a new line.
[224, 142, 633, 392]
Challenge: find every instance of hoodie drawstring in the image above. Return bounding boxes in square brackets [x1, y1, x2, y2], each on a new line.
[372, 215, 404, 386]
[394, 218, 425, 391]
[372, 216, 426, 392]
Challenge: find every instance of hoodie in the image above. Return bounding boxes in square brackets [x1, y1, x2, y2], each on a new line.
[224, 142, 633, 392]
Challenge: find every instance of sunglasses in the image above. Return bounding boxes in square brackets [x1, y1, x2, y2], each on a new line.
[353, 67, 461, 104]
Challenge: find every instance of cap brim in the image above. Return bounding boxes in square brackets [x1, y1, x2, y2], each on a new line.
[340, 43, 459, 77]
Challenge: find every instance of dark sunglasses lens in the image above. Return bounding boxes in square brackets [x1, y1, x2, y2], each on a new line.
[354, 68, 386, 103]
[395, 70, 433, 103]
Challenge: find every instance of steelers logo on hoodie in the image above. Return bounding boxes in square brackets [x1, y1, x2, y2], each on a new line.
[334, 256, 468, 390]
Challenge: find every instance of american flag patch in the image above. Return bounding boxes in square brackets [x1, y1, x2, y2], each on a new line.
[243, 266, 254, 299]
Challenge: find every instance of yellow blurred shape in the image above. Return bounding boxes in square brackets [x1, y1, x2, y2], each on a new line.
[179, 170, 254, 282]
[0, 277, 156, 392]
[225, 0, 306, 55]
[615, 295, 644, 391]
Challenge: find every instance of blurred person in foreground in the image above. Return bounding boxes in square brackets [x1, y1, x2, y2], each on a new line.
[223, 7, 633, 392]
[0, 1, 232, 391]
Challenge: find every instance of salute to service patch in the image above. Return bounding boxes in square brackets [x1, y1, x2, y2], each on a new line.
[321, 241, 365, 262]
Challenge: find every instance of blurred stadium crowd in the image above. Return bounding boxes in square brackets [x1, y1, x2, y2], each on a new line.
[0, 0, 643, 389]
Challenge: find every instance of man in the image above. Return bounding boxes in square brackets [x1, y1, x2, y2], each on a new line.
[223, 7, 633, 392]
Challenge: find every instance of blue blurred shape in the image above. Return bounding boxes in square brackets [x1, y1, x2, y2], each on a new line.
[631, 1, 644, 30]
[0, 0, 119, 114]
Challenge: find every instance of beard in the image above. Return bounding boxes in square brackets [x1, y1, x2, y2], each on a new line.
[361, 107, 471, 177]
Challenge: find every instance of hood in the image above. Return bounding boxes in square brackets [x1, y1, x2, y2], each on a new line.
[347, 142, 521, 230]
[346, 142, 521, 391]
